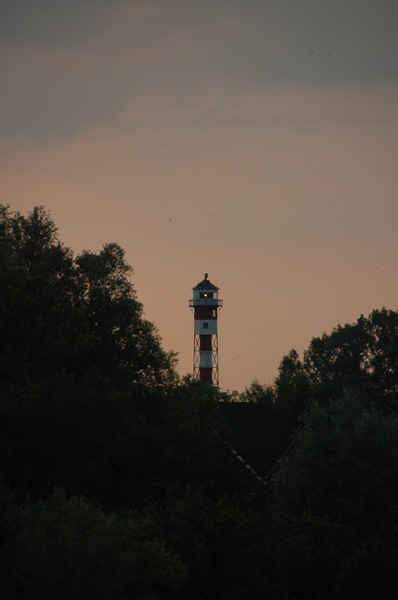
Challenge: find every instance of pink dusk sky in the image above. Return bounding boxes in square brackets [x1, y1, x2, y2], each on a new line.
[2, 0, 398, 392]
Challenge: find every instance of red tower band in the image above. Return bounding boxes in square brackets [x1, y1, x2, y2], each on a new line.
[189, 274, 223, 387]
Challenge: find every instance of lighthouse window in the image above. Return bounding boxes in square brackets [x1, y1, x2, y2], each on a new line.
[203, 322, 209, 329]
[200, 292, 213, 299]
[212, 309, 216, 317]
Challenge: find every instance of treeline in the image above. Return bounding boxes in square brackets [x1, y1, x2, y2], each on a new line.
[239, 306, 398, 418]
[1, 206, 397, 598]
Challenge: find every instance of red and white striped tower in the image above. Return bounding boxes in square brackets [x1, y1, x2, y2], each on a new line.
[189, 274, 223, 387]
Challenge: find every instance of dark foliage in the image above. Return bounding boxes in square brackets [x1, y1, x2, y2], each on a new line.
[303, 309, 398, 409]
[1, 205, 397, 598]
[1, 205, 177, 391]
[271, 394, 398, 597]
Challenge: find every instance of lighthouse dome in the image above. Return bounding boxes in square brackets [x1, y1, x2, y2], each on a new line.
[192, 273, 219, 291]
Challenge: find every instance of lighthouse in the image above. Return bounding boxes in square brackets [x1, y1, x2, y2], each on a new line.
[189, 274, 223, 387]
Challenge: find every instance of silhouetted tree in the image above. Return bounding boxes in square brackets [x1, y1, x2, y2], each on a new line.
[3, 488, 187, 598]
[0, 205, 178, 505]
[240, 379, 275, 407]
[275, 393, 398, 527]
[303, 309, 398, 409]
[270, 393, 398, 596]
[274, 349, 311, 425]
[1, 204, 177, 391]
[271, 309, 398, 423]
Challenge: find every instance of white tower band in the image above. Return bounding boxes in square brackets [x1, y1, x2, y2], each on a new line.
[189, 274, 223, 387]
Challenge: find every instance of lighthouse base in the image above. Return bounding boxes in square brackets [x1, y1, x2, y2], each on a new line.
[193, 334, 219, 387]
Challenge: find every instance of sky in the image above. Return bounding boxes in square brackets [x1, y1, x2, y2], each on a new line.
[2, 0, 398, 392]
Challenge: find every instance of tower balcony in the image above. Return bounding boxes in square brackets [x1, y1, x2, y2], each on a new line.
[189, 298, 223, 308]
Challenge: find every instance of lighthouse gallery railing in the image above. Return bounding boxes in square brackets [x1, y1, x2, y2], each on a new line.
[189, 299, 223, 307]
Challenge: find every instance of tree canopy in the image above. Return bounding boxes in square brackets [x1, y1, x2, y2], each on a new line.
[303, 309, 398, 407]
[1, 205, 397, 598]
[247, 309, 398, 427]
[1, 205, 177, 391]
